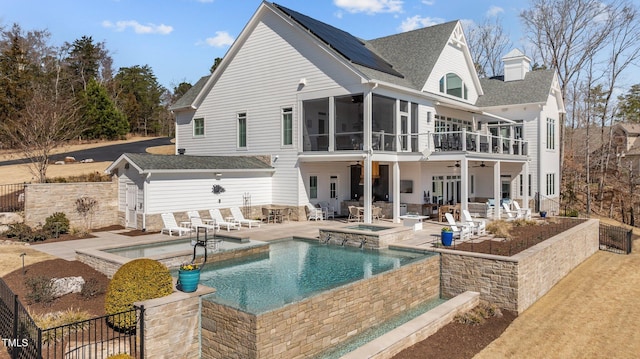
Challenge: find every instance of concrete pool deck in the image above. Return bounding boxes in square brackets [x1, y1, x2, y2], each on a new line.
[31, 217, 494, 261]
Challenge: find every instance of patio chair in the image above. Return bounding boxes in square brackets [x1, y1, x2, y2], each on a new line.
[501, 202, 521, 221]
[190, 215, 219, 233]
[318, 201, 335, 219]
[445, 212, 471, 241]
[512, 201, 532, 220]
[306, 203, 324, 221]
[209, 209, 240, 231]
[161, 213, 192, 236]
[348, 205, 363, 222]
[372, 206, 383, 221]
[281, 207, 292, 222]
[261, 207, 274, 223]
[462, 209, 486, 236]
[230, 206, 261, 228]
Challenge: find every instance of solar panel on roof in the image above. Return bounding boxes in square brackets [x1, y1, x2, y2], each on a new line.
[274, 3, 404, 78]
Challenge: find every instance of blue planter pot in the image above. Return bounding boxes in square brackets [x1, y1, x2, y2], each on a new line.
[540, 211, 547, 218]
[441, 231, 453, 246]
[178, 269, 201, 293]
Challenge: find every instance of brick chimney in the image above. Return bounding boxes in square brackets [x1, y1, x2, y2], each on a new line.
[502, 49, 531, 82]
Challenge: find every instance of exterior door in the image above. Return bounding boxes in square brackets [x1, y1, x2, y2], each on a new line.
[126, 184, 137, 228]
[330, 175, 340, 215]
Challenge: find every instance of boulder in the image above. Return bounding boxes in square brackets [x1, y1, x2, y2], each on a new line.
[54, 161, 65, 165]
[80, 158, 94, 163]
[64, 156, 76, 163]
[50, 276, 85, 298]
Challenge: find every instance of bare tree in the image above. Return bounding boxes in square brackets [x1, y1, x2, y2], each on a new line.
[465, 16, 512, 78]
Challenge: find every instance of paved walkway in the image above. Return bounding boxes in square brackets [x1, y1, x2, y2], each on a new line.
[32, 218, 459, 260]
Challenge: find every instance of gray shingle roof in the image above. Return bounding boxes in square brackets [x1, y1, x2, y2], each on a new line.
[366, 21, 459, 90]
[170, 75, 211, 111]
[121, 153, 273, 172]
[476, 70, 555, 107]
[616, 122, 640, 135]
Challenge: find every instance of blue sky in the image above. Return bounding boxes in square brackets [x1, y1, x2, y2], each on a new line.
[2, 0, 532, 90]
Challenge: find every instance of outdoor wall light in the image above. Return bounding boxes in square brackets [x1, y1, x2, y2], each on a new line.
[215, 173, 222, 178]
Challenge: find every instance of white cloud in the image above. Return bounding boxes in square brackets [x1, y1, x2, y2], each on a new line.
[102, 20, 173, 35]
[333, 0, 403, 14]
[399, 15, 444, 32]
[486, 6, 504, 17]
[421, 0, 435, 5]
[204, 31, 234, 47]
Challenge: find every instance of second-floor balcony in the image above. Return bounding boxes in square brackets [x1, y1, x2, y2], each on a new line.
[303, 129, 528, 156]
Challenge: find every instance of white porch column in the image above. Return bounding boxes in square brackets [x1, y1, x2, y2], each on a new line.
[493, 161, 501, 219]
[328, 97, 335, 151]
[523, 161, 530, 209]
[461, 157, 468, 211]
[393, 161, 400, 223]
[363, 90, 373, 224]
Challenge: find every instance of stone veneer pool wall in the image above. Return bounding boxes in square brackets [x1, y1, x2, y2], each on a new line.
[76, 240, 269, 278]
[200, 254, 440, 359]
[318, 225, 414, 249]
[434, 219, 599, 313]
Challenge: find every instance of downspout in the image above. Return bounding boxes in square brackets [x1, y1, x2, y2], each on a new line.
[143, 173, 150, 231]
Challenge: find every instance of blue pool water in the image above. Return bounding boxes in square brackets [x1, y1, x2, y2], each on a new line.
[200, 239, 431, 314]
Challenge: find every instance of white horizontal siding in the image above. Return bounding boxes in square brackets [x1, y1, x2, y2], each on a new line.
[145, 173, 272, 214]
[426, 42, 479, 104]
[298, 162, 350, 205]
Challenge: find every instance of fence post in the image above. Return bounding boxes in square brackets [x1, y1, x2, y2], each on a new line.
[627, 230, 633, 255]
[139, 305, 145, 359]
[12, 294, 17, 359]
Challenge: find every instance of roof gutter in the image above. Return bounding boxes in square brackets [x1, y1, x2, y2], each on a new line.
[140, 168, 276, 175]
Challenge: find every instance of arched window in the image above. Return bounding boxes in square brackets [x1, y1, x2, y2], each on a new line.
[439, 73, 468, 100]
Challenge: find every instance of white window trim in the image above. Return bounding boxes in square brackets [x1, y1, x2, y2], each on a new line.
[281, 106, 294, 148]
[237, 112, 247, 150]
[193, 118, 205, 137]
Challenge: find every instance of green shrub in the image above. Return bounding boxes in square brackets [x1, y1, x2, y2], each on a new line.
[566, 208, 579, 217]
[105, 259, 173, 331]
[5, 223, 33, 241]
[25, 276, 55, 305]
[43, 212, 70, 237]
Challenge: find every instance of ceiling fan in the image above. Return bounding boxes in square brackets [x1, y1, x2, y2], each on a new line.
[447, 162, 460, 168]
[473, 161, 492, 168]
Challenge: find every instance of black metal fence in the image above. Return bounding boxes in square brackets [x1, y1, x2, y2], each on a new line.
[1, 278, 144, 359]
[0, 183, 26, 212]
[599, 223, 633, 254]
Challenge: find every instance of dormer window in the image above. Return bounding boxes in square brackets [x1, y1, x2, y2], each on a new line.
[439, 73, 468, 100]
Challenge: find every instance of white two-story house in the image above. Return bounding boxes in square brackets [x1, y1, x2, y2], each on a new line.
[108, 1, 563, 230]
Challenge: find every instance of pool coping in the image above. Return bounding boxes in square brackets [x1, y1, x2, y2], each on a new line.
[340, 291, 480, 359]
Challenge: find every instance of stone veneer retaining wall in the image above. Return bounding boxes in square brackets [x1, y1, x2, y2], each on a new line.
[201, 254, 440, 359]
[25, 181, 117, 229]
[135, 284, 215, 359]
[439, 219, 599, 313]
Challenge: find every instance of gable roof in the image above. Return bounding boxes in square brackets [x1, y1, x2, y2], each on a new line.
[475, 70, 556, 107]
[615, 122, 640, 136]
[106, 153, 274, 174]
[170, 75, 210, 112]
[366, 21, 458, 90]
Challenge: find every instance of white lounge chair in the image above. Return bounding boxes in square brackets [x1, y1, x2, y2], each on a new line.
[306, 203, 324, 221]
[161, 213, 192, 236]
[190, 216, 219, 233]
[445, 212, 471, 241]
[230, 207, 261, 228]
[209, 209, 240, 231]
[462, 209, 486, 236]
[502, 202, 521, 221]
[512, 201, 532, 220]
[318, 201, 335, 219]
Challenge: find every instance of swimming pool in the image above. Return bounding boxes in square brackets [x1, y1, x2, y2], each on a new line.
[201, 238, 440, 358]
[201, 238, 428, 314]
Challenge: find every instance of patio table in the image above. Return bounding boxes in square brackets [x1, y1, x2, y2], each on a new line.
[398, 214, 429, 231]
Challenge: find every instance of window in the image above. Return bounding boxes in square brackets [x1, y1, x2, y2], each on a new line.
[519, 174, 523, 196]
[439, 73, 468, 100]
[528, 174, 532, 197]
[309, 176, 318, 199]
[193, 118, 204, 136]
[282, 107, 293, 146]
[237, 113, 247, 148]
[470, 175, 475, 195]
[546, 173, 556, 196]
[546, 118, 555, 150]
